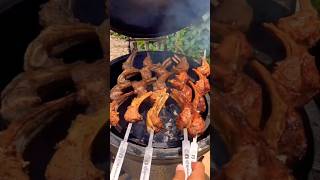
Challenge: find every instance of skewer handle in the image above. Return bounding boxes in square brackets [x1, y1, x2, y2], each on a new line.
[139, 146, 153, 180]
[189, 136, 199, 163]
[139, 130, 154, 180]
[182, 128, 192, 178]
[110, 123, 132, 180]
[110, 141, 128, 180]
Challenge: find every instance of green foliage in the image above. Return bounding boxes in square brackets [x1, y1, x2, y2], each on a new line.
[111, 12, 210, 60]
[142, 12, 210, 60]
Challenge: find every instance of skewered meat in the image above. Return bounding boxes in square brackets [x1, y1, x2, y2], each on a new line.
[264, 23, 320, 107]
[24, 23, 100, 71]
[39, 0, 78, 27]
[169, 71, 192, 102]
[188, 81, 206, 113]
[172, 55, 189, 73]
[124, 92, 153, 123]
[214, 31, 252, 69]
[146, 89, 169, 133]
[151, 57, 173, 91]
[70, 60, 107, 110]
[192, 57, 210, 112]
[171, 89, 205, 137]
[118, 49, 139, 84]
[151, 58, 172, 76]
[215, 64, 263, 130]
[276, 0, 320, 47]
[0, 3, 108, 178]
[140, 53, 153, 80]
[0, 94, 77, 180]
[213, 92, 294, 180]
[41, 0, 107, 57]
[214, 32, 262, 130]
[110, 52, 208, 136]
[196, 57, 210, 77]
[251, 60, 307, 166]
[216, 144, 294, 180]
[188, 112, 206, 137]
[132, 78, 156, 95]
[110, 82, 132, 101]
[46, 110, 106, 180]
[117, 68, 140, 84]
[153, 71, 173, 91]
[122, 49, 137, 70]
[1, 64, 72, 122]
[110, 93, 134, 126]
[161, 57, 173, 69]
[193, 68, 210, 96]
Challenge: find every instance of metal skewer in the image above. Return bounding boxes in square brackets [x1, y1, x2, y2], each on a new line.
[110, 123, 133, 180]
[182, 128, 192, 178]
[189, 135, 199, 164]
[139, 129, 154, 180]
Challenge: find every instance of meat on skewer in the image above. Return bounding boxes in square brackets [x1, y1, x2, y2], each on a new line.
[117, 68, 140, 84]
[153, 72, 173, 91]
[124, 92, 153, 123]
[214, 32, 262, 130]
[188, 81, 207, 113]
[264, 23, 320, 107]
[110, 81, 132, 101]
[118, 49, 139, 84]
[276, 0, 320, 47]
[193, 68, 210, 97]
[172, 55, 189, 73]
[213, 92, 294, 180]
[171, 89, 205, 137]
[140, 53, 153, 80]
[131, 78, 156, 95]
[168, 71, 193, 102]
[110, 92, 134, 126]
[257, 22, 320, 165]
[152, 57, 173, 91]
[196, 57, 210, 77]
[251, 60, 307, 166]
[146, 89, 169, 133]
[169, 56, 193, 102]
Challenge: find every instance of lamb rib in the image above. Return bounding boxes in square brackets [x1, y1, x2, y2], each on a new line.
[213, 92, 293, 180]
[24, 23, 99, 71]
[264, 23, 320, 108]
[170, 89, 205, 137]
[110, 93, 134, 126]
[169, 71, 192, 102]
[146, 89, 169, 133]
[276, 0, 320, 47]
[45, 110, 106, 180]
[0, 94, 77, 180]
[124, 92, 153, 123]
[251, 60, 307, 166]
[214, 32, 262, 130]
[1, 64, 73, 122]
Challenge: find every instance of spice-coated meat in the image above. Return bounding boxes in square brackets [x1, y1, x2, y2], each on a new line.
[146, 89, 169, 133]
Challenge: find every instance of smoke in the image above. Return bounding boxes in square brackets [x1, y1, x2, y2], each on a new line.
[111, 0, 210, 34]
[157, 0, 209, 34]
